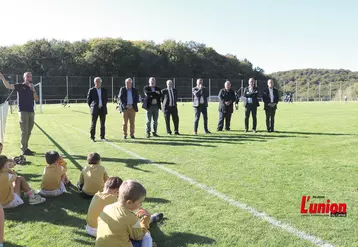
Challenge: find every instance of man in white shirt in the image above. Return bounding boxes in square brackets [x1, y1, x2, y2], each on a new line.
[86, 77, 108, 141]
[262, 79, 279, 132]
[192, 79, 211, 135]
[161, 80, 179, 135]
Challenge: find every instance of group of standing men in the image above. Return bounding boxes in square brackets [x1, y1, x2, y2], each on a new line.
[0, 71, 280, 155]
[87, 77, 180, 141]
[87, 76, 280, 142]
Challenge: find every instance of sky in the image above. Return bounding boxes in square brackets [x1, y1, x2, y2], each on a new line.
[1, 0, 357, 73]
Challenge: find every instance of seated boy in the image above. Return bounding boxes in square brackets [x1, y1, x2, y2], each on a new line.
[0, 155, 46, 208]
[96, 180, 163, 247]
[86, 176, 123, 237]
[39, 151, 70, 197]
[78, 152, 109, 198]
[0, 205, 4, 247]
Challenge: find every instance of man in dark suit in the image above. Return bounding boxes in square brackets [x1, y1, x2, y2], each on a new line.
[87, 77, 108, 142]
[118, 78, 139, 139]
[243, 78, 259, 133]
[217, 81, 236, 131]
[161, 80, 179, 135]
[192, 78, 211, 135]
[262, 79, 279, 132]
[143, 77, 162, 138]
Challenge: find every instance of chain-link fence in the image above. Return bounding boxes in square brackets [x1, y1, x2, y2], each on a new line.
[1, 75, 358, 104]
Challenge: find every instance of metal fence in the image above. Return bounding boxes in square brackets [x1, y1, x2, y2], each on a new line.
[1, 75, 357, 104]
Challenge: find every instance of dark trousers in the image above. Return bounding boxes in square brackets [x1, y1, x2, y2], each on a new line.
[90, 108, 106, 139]
[194, 104, 208, 132]
[245, 106, 257, 130]
[217, 112, 232, 130]
[265, 107, 276, 131]
[164, 106, 179, 134]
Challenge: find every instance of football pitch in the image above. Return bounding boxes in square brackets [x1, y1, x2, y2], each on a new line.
[2, 102, 358, 247]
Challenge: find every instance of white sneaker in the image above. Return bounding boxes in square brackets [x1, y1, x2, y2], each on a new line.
[29, 194, 46, 205]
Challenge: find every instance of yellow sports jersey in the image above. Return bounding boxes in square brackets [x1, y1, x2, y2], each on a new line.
[86, 191, 117, 228]
[96, 203, 150, 247]
[41, 165, 66, 191]
[79, 165, 109, 195]
[0, 170, 17, 205]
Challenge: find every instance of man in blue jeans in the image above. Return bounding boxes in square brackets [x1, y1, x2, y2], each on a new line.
[143, 77, 162, 138]
[0, 72, 38, 155]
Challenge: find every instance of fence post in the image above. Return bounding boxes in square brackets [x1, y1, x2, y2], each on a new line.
[16, 75, 18, 83]
[66, 76, 69, 98]
[241, 79, 243, 97]
[307, 82, 309, 102]
[319, 81, 321, 101]
[133, 77, 136, 88]
[40, 76, 43, 113]
[295, 81, 298, 102]
[208, 79, 211, 101]
[111, 77, 114, 101]
[340, 81, 342, 102]
[173, 78, 176, 88]
[191, 78, 194, 101]
[330, 82, 332, 101]
[89, 76, 91, 89]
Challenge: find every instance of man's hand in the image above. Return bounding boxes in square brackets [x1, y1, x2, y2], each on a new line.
[235, 104, 239, 111]
[156, 90, 160, 94]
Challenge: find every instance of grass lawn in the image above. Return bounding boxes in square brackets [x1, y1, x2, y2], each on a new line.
[1, 101, 358, 247]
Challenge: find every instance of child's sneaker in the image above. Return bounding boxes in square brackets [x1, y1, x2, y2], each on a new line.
[150, 213, 164, 224]
[29, 194, 46, 205]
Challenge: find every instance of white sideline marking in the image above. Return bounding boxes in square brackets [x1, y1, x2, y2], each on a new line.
[65, 123, 336, 247]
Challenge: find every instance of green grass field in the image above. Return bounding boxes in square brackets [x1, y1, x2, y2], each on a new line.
[2, 102, 358, 247]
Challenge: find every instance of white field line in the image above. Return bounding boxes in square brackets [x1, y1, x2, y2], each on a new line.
[65, 123, 336, 247]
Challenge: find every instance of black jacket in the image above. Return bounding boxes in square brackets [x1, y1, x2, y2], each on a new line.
[143, 86, 162, 110]
[87, 87, 108, 115]
[161, 88, 178, 112]
[218, 88, 236, 114]
[118, 87, 139, 113]
[243, 87, 260, 108]
[192, 87, 209, 107]
[262, 87, 279, 110]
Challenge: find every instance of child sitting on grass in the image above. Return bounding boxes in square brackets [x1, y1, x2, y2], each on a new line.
[78, 152, 109, 198]
[39, 151, 70, 197]
[96, 180, 163, 247]
[0, 155, 46, 208]
[86, 176, 123, 237]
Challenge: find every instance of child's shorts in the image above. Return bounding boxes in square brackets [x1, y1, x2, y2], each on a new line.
[131, 232, 152, 247]
[39, 182, 66, 197]
[85, 224, 97, 237]
[2, 193, 24, 209]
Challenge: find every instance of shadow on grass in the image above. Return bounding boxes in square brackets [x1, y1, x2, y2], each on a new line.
[34, 123, 84, 171]
[71, 110, 88, 115]
[109, 139, 218, 147]
[16, 173, 43, 183]
[274, 130, 354, 136]
[4, 243, 27, 247]
[69, 155, 176, 173]
[145, 197, 170, 204]
[150, 133, 301, 145]
[4, 190, 88, 228]
[150, 223, 216, 247]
